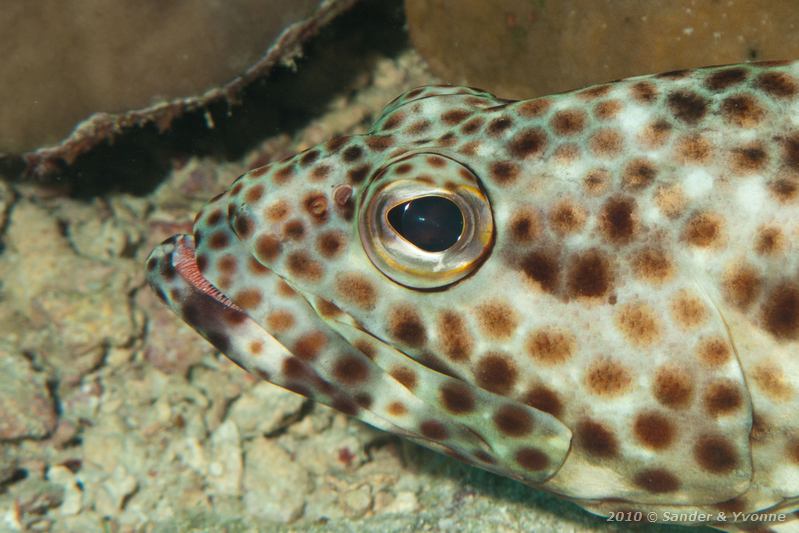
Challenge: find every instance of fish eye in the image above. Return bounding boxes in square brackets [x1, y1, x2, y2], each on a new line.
[359, 153, 493, 289]
[387, 195, 464, 252]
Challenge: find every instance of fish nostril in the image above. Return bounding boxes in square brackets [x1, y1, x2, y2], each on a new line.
[334, 184, 353, 206]
[310, 198, 327, 216]
[303, 192, 329, 223]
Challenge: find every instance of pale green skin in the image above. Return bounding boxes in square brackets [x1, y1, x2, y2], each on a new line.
[147, 61, 799, 531]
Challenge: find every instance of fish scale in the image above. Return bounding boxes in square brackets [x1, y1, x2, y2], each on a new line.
[147, 60, 799, 531]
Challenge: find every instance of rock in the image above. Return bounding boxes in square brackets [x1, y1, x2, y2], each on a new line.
[243, 438, 309, 522]
[10, 0, 359, 174]
[65, 199, 143, 261]
[0, 446, 17, 484]
[0, 199, 140, 383]
[81, 414, 146, 475]
[341, 484, 372, 517]
[207, 420, 242, 497]
[407, 0, 799, 98]
[139, 287, 213, 376]
[47, 465, 83, 516]
[0, 180, 15, 230]
[381, 490, 419, 514]
[227, 382, 306, 438]
[0, 348, 56, 440]
[13, 478, 64, 517]
[95, 465, 138, 515]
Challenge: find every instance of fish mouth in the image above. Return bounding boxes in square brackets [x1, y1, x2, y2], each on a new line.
[146, 234, 255, 360]
[145, 231, 423, 435]
[146, 233, 573, 485]
[169, 234, 241, 311]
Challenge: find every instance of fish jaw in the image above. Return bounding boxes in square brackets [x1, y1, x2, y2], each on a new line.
[146, 226, 571, 484]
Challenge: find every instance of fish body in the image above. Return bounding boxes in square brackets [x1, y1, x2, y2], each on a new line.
[147, 61, 799, 529]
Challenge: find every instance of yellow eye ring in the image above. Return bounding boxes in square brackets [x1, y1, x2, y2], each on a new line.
[359, 153, 494, 289]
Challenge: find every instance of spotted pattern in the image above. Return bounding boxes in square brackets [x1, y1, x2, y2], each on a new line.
[147, 62, 799, 529]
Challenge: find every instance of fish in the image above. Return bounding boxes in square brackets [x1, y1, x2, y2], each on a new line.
[146, 60, 799, 531]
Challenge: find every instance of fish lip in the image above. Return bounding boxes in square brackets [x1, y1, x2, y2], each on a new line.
[163, 235, 390, 356]
[171, 234, 243, 312]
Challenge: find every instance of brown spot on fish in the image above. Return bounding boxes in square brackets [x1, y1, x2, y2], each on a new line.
[515, 447, 549, 471]
[475, 352, 517, 395]
[589, 128, 623, 157]
[640, 120, 672, 149]
[526, 327, 575, 365]
[255, 234, 281, 262]
[266, 201, 290, 223]
[567, 249, 613, 299]
[335, 273, 377, 310]
[317, 230, 346, 259]
[668, 90, 708, 123]
[600, 197, 638, 245]
[390, 366, 417, 390]
[509, 208, 541, 243]
[520, 249, 559, 293]
[333, 355, 369, 385]
[508, 128, 547, 159]
[694, 434, 738, 473]
[633, 469, 681, 493]
[286, 251, 323, 281]
[420, 420, 448, 440]
[634, 411, 676, 450]
[294, 331, 327, 361]
[440, 380, 476, 414]
[300, 149, 320, 167]
[704, 380, 743, 416]
[763, 282, 799, 339]
[441, 108, 472, 125]
[752, 363, 793, 402]
[551, 109, 586, 136]
[437, 311, 473, 362]
[653, 365, 694, 409]
[697, 337, 732, 367]
[487, 116, 513, 136]
[233, 288, 262, 310]
[266, 310, 295, 332]
[549, 200, 586, 235]
[755, 226, 785, 256]
[521, 385, 563, 418]
[493, 404, 534, 437]
[756, 71, 798, 98]
[675, 134, 711, 164]
[670, 290, 707, 329]
[586, 358, 632, 396]
[682, 211, 723, 247]
[489, 161, 520, 185]
[723, 263, 762, 310]
[631, 81, 658, 103]
[584, 168, 611, 195]
[730, 143, 767, 173]
[721, 95, 765, 128]
[517, 99, 550, 117]
[705, 67, 747, 91]
[576, 418, 618, 458]
[615, 302, 661, 346]
[245, 184, 264, 203]
[388, 305, 427, 347]
[283, 219, 305, 241]
[623, 159, 657, 189]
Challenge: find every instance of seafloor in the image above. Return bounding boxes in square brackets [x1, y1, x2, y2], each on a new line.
[0, 7, 716, 533]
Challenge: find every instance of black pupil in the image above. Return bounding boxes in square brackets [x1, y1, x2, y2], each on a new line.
[387, 196, 464, 252]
